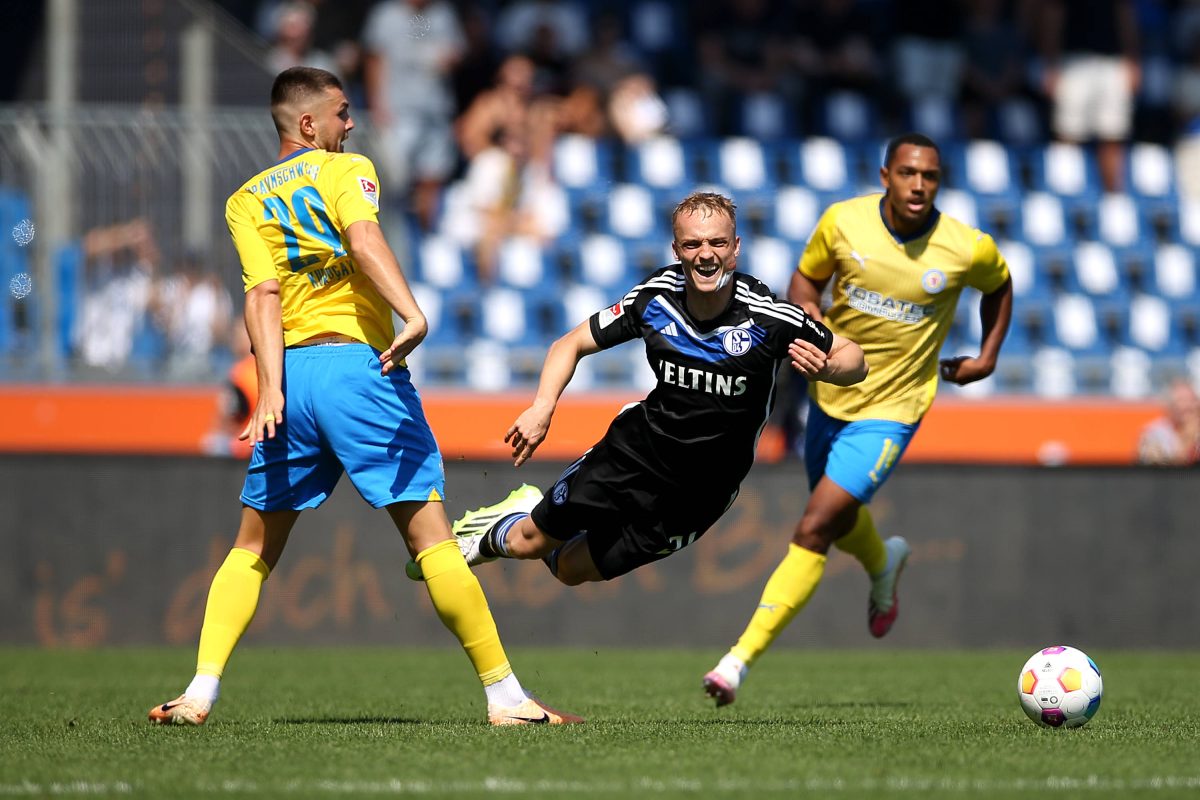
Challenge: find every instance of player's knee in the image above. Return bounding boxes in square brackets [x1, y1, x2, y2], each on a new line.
[792, 515, 834, 554]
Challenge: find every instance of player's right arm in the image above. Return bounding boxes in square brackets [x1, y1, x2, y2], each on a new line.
[227, 194, 285, 443]
[506, 320, 603, 467]
[789, 205, 840, 320]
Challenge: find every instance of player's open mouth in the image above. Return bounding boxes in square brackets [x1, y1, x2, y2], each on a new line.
[906, 200, 925, 213]
[695, 263, 720, 278]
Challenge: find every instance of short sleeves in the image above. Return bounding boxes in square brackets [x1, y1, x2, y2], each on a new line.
[967, 231, 1011, 294]
[798, 205, 840, 281]
[329, 156, 381, 231]
[227, 194, 278, 293]
[588, 297, 642, 350]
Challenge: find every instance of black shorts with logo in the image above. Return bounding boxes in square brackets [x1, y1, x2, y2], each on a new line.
[529, 437, 740, 580]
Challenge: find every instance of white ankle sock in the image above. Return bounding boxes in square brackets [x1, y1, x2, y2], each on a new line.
[185, 674, 220, 705]
[484, 673, 527, 708]
[718, 653, 749, 686]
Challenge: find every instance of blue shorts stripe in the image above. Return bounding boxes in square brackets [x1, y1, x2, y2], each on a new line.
[803, 402, 920, 503]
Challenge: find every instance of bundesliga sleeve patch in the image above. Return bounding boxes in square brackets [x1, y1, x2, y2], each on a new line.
[357, 176, 379, 208]
[597, 301, 624, 329]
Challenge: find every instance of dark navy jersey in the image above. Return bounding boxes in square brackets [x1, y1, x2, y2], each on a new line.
[587, 266, 834, 484]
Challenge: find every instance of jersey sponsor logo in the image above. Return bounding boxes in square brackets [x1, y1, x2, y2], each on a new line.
[921, 269, 946, 294]
[842, 279, 936, 324]
[722, 328, 752, 356]
[659, 322, 678, 337]
[552, 480, 569, 505]
[358, 176, 378, 208]
[660, 360, 748, 396]
[597, 301, 624, 329]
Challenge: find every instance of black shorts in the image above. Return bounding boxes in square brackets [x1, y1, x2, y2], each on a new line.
[529, 439, 740, 580]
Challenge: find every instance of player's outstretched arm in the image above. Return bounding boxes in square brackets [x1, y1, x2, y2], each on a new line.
[240, 280, 286, 443]
[506, 321, 603, 467]
[789, 334, 868, 386]
[345, 219, 428, 375]
[939, 276, 1013, 385]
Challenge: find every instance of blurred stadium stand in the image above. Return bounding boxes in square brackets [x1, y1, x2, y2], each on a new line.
[0, 0, 1198, 403]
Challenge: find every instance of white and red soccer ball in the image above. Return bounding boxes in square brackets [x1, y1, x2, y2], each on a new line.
[1017, 645, 1103, 728]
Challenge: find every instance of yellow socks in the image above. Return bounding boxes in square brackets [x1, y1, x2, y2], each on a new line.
[416, 540, 513, 687]
[195, 547, 270, 678]
[730, 544, 826, 666]
[833, 505, 887, 576]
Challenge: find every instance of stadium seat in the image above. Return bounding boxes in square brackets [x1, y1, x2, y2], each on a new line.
[1178, 199, 1200, 247]
[497, 236, 551, 291]
[961, 140, 1018, 196]
[1072, 241, 1123, 298]
[1095, 193, 1141, 247]
[1031, 346, 1078, 398]
[993, 98, 1042, 145]
[772, 185, 821, 242]
[464, 339, 511, 391]
[1128, 142, 1175, 199]
[819, 91, 875, 142]
[606, 183, 660, 240]
[416, 235, 474, 290]
[737, 92, 793, 141]
[908, 97, 960, 143]
[998, 239, 1038, 298]
[662, 87, 710, 139]
[1125, 294, 1178, 355]
[575, 233, 631, 292]
[1021, 192, 1069, 246]
[1032, 142, 1100, 197]
[629, 136, 692, 193]
[936, 189, 978, 229]
[1053, 293, 1103, 354]
[479, 287, 531, 345]
[1153, 244, 1197, 300]
[553, 134, 614, 195]
[1109, 345, 1154, 398]
[746, 236, 795, 295]
[715, 137, 773, 193]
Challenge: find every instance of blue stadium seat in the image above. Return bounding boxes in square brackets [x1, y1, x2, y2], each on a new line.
[1053, 293, 1108, 356]
[745, 235, 795, 296]
[770, 185, 821, 243]
[415, 235, 477, 291]
[553, 134, 615, 198]
[497, 236, 557, 292]
[736, 92, 796, 141]
[1020, 192, 1071, 247]
[907, 97, 961, 143]
[1151, 244, 1198, 301]
[1072, 241, 1125, 299]
[626, 136, 695, 194]
[818, 91, 876, 143]
[662, 87, 712, 139]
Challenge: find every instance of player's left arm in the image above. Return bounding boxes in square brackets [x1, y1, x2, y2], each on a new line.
[940, 233, 1014, 386]
[345, 219, 428, 374]
[790, 334, 868, 386]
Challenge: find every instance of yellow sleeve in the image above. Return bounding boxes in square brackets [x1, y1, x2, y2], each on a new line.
[798, 204, 840, 281]
[328, 155, 381, 230]
[968, 231, 1011, 294]
[226, 193, 277, 293]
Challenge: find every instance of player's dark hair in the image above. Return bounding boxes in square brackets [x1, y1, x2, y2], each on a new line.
[270, 67, 343, 133]
[672, 192, 737, 233]
[883, 132, 940, 167]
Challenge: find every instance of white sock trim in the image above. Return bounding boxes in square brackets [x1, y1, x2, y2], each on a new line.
[185, 674, 220, 705]
[484, 673, 527, 708]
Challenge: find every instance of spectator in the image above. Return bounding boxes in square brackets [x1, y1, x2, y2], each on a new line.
[960, 0, 1027, 140]
[267, 2, 339, 78]
[790, 0, 882, 125]
[1173, 29, 1200, 199]
[891, 0, 966, 104]
[1137, 378, 1200, 465]
[449, 59, 569, 284]
[363, 0, 464, 231]
[203, 321, 257, 459]
[692, 0, 796, 136]
[153, 252, 234, 381]
[608, 73, 669, 144]
[73, 219, 160, 372]
[1038, 0, 1140, 193]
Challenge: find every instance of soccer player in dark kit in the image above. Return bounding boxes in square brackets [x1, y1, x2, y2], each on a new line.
[408, 191, 867, 586]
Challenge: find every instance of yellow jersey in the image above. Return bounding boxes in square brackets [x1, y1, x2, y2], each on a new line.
[799, 193, 1010, 424]
[226, 148, 394, 352]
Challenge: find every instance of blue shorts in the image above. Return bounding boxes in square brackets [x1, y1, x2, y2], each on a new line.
[804, 402, 920, 503]
[241, 343, 446, 511]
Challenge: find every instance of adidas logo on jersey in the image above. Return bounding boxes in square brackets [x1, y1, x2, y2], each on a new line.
[658, 322, 679, 337]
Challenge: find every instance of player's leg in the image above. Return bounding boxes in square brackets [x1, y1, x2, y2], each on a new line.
[391, 500, 582, 725]
[149, 507, 299, 725]
[332, 350, 579, 724]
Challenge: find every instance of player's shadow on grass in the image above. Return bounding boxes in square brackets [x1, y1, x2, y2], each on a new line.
[276, 716, 427, 725]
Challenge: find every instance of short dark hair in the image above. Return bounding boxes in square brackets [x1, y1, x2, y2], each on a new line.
[883, 132, 940, 168]
[672, 192, 737, 233]
[270, 67, 343, 133]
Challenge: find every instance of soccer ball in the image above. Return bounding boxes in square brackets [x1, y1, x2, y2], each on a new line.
[1017, 645, 1103, 728]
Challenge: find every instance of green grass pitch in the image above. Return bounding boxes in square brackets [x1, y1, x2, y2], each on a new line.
[1, 647, 1198, 798]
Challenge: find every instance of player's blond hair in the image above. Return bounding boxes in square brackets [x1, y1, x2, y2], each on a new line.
[671, 192, 737, 234]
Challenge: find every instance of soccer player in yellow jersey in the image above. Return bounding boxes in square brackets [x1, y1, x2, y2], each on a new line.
[704, 133, 1013, 706]
[148, 67, 580, 727]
